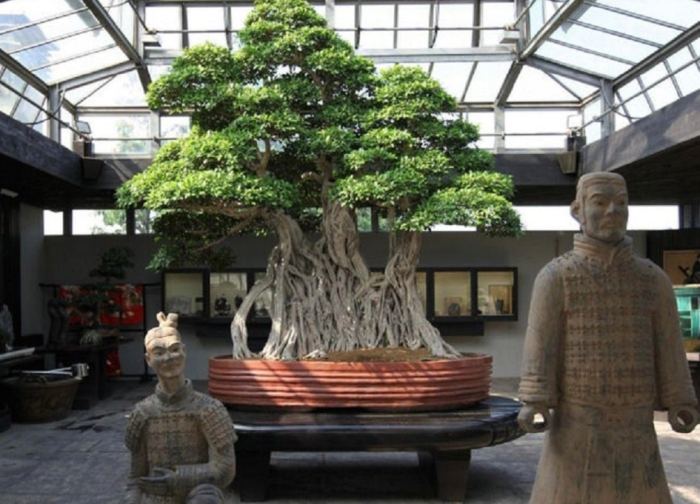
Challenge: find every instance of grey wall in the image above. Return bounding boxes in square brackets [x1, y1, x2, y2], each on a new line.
[39, 229, 647, 379]
[20, 203, 44, 337]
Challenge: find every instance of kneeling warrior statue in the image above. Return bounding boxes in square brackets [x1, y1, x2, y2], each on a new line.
[125, 313, 236, 503]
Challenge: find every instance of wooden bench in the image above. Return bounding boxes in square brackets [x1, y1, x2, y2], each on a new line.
[229, 396, 523, 502]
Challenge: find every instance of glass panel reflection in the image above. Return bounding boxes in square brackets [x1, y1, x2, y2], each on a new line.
[434, 271, 471, 317]
[477, 271, 514, 316]
[210, 272, 247, 318]
[164, 272, 204, 317]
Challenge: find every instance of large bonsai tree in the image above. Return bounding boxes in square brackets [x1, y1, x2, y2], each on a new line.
[118, 0, 521, 360]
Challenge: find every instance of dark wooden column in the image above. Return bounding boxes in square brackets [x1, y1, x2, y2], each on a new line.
[0, 195, 21, 337]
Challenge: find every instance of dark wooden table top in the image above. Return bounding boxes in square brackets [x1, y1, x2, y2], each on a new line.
[229, 396, 524, 452]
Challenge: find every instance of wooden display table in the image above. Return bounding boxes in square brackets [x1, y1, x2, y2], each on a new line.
[38, 341, 119, 409]
[229, 396, 523, 502]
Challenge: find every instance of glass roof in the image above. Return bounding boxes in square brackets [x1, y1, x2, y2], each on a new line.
[0, 0, 698, 155]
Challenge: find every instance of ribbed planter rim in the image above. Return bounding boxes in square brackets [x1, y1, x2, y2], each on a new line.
[209, 353, 492, 412]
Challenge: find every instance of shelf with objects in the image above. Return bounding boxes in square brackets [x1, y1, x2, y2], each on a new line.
[163, 267, 517, 340]
[38, 282, 160, 407]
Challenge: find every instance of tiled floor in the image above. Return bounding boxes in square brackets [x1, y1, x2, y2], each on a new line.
[0, 379, 698, 504]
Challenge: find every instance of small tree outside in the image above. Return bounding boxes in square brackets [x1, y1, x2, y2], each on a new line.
[118, 0, 521, 361]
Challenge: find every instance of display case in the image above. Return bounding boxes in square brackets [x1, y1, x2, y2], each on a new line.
[477, 270, 516, 318]
[161, 267, 517, 337]
[163, 270, 205, 317]
[210, 272, 247, 318]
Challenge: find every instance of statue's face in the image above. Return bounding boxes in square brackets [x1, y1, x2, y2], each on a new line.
[145, 336, 186, 379]
[580, 180, 628, 243]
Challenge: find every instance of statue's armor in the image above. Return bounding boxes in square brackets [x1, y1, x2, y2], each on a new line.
[557, 246, 658, 407]
[125, 381, 236, 504]
[518, 234, 697, 504]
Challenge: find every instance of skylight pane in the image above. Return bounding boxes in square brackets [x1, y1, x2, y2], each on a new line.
[398, 4, 430, 28]
[433, 30, 472, 48]
[593, 0, 700, 29]
[188, 33, 227, 47]
[35, 46, 127, 83]
[359, 31, 393, 49]
[397, 3, 429, 48]
[187, 7, 225, 30]
[575, 6, 680, 45]
[334, 5, 355, 30]
[430, 62, 472, 100]
[361, 4, 394, 29]
[0, 85, 19, 115]
[537, 41, 630, 78]
[161, 116, 191, 139]
[0, 12, 100, 54]
[545, 73, 598, 99]
[529, 0, 565, 36]
[667, 48, 700, 96]
[553, 23, 655, 63]
[505, 109, 570, 149]
[617, 80, 651, 120]
[464, 62, 511, 102]
[509, 66, 577, 102]
[466, 111, 495, 149]
[397, 30, 429, 49]
[640, 63, 678, 110]
[0, 68, 26, 92]
[14, 28, 116, 72]
[100, 0, 135, 46]
[65, 77, 110, 104]
[13, 98, 40, 123]
[80, 71, 146, 107]
[231, 6, 253, 30]
[0, 1, 86, 26]
[146, 6, 181, 50]
[583, 98, 602, 142]
[437, 3, 473, 28]
[481, 2, 514, 46]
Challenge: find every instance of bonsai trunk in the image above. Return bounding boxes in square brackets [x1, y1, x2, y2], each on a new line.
[229, 212, 459, 360]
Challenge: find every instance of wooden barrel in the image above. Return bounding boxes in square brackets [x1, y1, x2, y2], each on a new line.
[209, 354, 492, 411]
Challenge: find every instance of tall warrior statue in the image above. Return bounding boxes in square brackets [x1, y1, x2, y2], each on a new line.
[125, 313, 236, 504]
[518, 172, 699, 503]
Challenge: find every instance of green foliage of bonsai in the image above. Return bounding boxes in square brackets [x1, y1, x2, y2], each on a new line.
[90, 246, 135, 284]
[118, 0, 521, 360]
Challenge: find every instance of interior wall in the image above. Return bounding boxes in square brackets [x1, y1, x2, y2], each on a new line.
[41, 230, 647, 379]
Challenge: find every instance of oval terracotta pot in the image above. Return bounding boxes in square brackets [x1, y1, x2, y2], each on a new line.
[209, 354, 492, 411]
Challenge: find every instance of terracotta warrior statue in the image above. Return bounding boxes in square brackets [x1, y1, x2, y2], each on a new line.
[125, 313, 236, 504]
[518, 172, 699, 504]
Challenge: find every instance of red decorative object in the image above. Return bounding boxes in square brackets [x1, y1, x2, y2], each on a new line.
[58, 284, 144, 328]
[209, 354, 492, 411]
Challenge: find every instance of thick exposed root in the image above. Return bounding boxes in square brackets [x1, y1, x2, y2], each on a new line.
[230, 212, 459, 360]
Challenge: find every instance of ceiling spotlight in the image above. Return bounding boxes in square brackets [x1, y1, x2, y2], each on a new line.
[75, 120, 92, 135]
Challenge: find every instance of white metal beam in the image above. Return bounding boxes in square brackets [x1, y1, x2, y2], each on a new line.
[57, 61, 137, 91]
[527, 56, 603, 87]
[82, 0, 151, 91]
[520, 0, 584, 59]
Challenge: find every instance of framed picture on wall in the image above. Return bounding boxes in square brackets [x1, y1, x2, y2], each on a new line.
[663, 249, 700, 286]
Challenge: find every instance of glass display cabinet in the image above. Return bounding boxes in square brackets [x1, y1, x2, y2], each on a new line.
[163, 270, 205, 317]
[162, 267, 517, 336]
[210, 272, 247, 318]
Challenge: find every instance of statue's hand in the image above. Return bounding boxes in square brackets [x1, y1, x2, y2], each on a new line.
[668, 404, 700, 433]
[517, 403, 552, 433]
[139, 467, 176, 495]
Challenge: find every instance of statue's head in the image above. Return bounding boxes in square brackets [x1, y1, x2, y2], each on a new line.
[570, 172, 628, 244]
[144, 312, 186, 380]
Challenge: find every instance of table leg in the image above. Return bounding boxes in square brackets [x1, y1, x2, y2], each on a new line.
[433, 449, 471, 502]
[236, 450, 271, 502]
